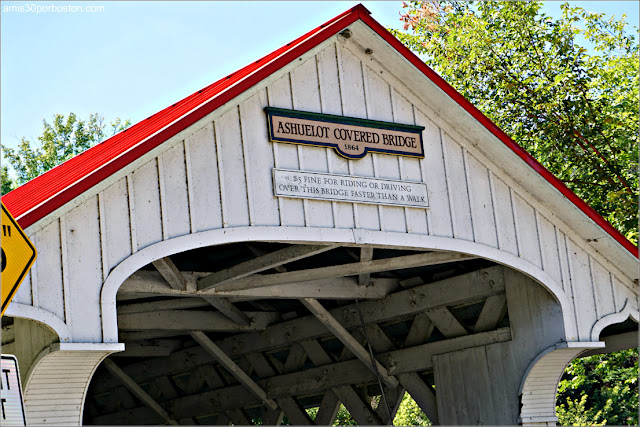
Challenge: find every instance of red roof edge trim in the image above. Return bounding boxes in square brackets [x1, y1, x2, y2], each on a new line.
[356, 12, 637, 258]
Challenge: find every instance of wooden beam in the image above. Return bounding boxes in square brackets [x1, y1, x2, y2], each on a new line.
[404, 312, 435, 347]
[102, 358, 179, 425]
[95, 328, 513, 419]
[301, 298, 399, 389]
[198, 244, 337, 290]
[118, 310, 278, 331]
[246, 244, 287, 272]
[276, 397, 314, 425]
[225, 408, 252, 425]
[358, 247, 374, 286]
[152, 257, 187, 290]
[425, 307, 468, 338]
[118, 298, 210, 314]
[201, 295, 251, 326]
[112, 339, 182, 358]
[364, 324, 439, 424]
[215, 252, 476, 292]
[333, 385, 383, 425]
[314, 390, 341, 425]
[189, 331, 278, 411]
[473, 294, 507, 333]
[119, 271, 395, 299]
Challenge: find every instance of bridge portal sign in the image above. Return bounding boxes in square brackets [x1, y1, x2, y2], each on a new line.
[1, 203, 37, 317]
[265, 107, 425, 160]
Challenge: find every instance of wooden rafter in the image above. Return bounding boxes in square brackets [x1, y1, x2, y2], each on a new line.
[152, 257, 186, 290]
[213, 252, 477, 292]
[189, 331, 278, 411]
[198, 244, 337, 290]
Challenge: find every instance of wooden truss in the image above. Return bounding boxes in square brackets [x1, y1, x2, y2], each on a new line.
[83, 243, 509, 425]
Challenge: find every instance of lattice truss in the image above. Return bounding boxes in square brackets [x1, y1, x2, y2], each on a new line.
[84, 244, 511, 425]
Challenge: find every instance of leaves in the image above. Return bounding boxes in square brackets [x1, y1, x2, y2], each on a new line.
[1, 113, 131, 194]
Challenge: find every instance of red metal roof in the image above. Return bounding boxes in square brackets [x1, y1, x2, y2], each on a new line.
[3, 4, 637, 257]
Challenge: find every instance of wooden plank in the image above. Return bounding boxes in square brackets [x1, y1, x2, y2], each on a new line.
[473, 294, 507, 333]
[184, 122, 223, 231]
[225, 408, 252, 425]
[189, 331, 278, 410]
[200, 296, 251, 326]
[158, 142, 191, 239]
[358, 247, 374, 286]
[238, 90, 280, 227]
[103, 359, 178, 425]
[489, 172, 518, 255]
[276, 396, 314, 425]
[301, 298, 399, 389]
[100, 178, 132, 274]
[465, 151, 498, 247]
[118, 298, 210, 314]
[198, 244, 337, 290]
[314, 390, 341, 425]
[112, 340, 182, 358]
[404, 312, 434, 347]
[118, 310, 278, 331]
[216, 108, 250, 228]
[333, 385, 383, 425]
[425, 306, 468, 338]
[512, 192, 542, 268]
[152, 257, 186, 290]
[441, 133, 473, 241]
[121, 271, 397, 299]
[30, 220, 65, 320]
[215, 251, 476, 292]
[131, 159, 163, 249]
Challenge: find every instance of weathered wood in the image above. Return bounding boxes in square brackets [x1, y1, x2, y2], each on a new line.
[425, 307, 468, 338]
[96, 328, 512, 419]
[189, 331, 278, 411]
[333, 385, 383, 425]
[152, 257, 186, 290]
[226, 408, 252, 425]
[198, 244, 337, 290]
[276, 396, 314, 425]
[119, 270, 396, 300]
[118, 310, 279, 331]
[112, 340, 182, 357]
[301, 298, 400, 389]
[214, 252, 476, 292]
[404, 312, 435, 347]
[358, 247, 374, 286]
[474, 294, 507, 333]
[314, 390, 341, 425]
[118, 298, 210, 314]
[201, 295, 251, 326]
[102, 358, 179, 425]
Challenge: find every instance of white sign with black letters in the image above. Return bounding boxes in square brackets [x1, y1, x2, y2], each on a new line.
[273, 168, 428, 208]
[1, 354, 26, 426]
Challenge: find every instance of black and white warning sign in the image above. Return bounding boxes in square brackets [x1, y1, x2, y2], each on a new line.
[1, 355, 26, 426]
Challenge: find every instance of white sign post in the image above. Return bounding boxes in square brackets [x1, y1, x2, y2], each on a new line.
[1, 355, 26, 426]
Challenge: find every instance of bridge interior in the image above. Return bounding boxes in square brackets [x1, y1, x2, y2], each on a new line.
[81, 242, 508, 425]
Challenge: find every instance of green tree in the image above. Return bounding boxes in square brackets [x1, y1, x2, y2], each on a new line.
[393, 0, 638, 243]
[1, 113, 130, 194]
[392, 1, 638, 424]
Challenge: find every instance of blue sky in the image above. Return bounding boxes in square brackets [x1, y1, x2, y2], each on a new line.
[1, 1, 638, 155]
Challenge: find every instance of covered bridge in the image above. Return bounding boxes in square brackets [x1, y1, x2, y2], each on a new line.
[2, 4, 638, 425]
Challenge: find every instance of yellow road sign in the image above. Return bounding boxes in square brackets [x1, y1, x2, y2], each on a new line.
[1, 202, 37, 316]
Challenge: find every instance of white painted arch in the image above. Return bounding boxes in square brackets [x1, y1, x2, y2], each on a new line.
[99, 225, 577, 343]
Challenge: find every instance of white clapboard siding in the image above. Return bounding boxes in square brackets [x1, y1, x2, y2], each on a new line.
[24, 347, 121, 426]
[590, 259, 617, 319]
[61, 197, 103, 342]
[465, 151, 498, 247]
[511, 192, 542, 268]
[363, 64, 406, 233]
[29, 220, 65, 321]
[489, 173, 518, 255]
[239, 90, 281, 227]
[290, 56, 335, 228]
[131, 159, 163, 250]
[215, 108, 250, 228]
[268, 74, 305, 227]
[184, 122, 223, 232]
[337, 44, 380, 231]
[159, 142, 191, 239]
[566, 238, 599, 340]
[100, 178, 132, 276]
[318, 43, 354, 229]
[392, 89, 428, 235]
[441, 133, 473, 241]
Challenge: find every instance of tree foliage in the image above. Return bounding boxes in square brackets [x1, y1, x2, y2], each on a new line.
[393, 0, 638, 243]
[392, 1, 638, 424]
[1, 113, 130, 194]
